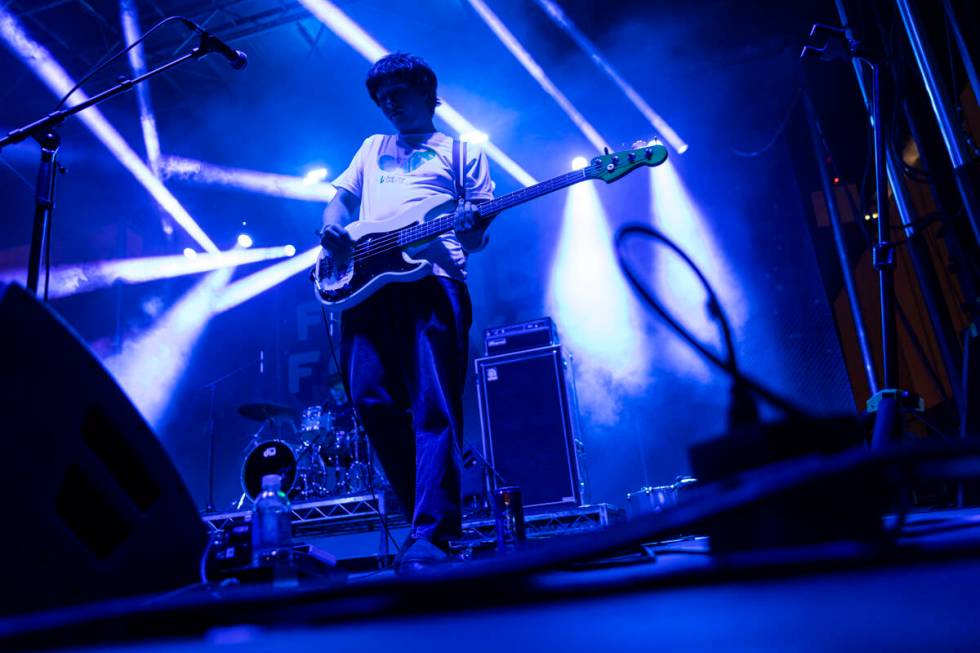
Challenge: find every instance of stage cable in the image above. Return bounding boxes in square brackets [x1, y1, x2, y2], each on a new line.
[730, 85, 803, 158]
[55, 15, 197, 110]
[615, 223, 809, 421]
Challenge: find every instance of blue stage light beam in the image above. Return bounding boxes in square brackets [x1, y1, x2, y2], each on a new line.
[466, 0, 609, 152]
[303, 167, 329, 185]
[648, 160, 744, 380]
[296, 0, 537, 187]
[119, 0, 162, 175]
[532, 0, 688, 155]
[0, 9, 219, 253]
[0, 245, 296, 298]
[160, 156, 338, 202]
[213, 245, 321, 314]
[460, 131, 489, 144]
[547, 181, 650, 425]
[103, 266, 234, 427]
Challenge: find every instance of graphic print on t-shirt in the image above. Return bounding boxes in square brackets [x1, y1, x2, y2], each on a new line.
[377, 148, 437, 183]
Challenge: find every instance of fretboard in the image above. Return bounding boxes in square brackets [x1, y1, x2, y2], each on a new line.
[394, 168, 590, 248]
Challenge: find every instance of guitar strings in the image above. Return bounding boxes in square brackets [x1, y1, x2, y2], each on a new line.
[334, 168, 592, 265]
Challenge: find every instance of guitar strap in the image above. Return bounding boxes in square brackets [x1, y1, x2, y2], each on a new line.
[451, 138, 467, 201]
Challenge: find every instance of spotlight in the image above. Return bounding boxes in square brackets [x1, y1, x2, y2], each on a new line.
[0, 245, 297, 298]
[546, 179, 647, 425]
[461, 131, 489, 144]
[104, 267, 234, 427]
[532, 0, 688, 155]
[303, 167, 329, 186]
[571, 156, 589, 170]
[160, 156, 337, 202]
[237, 234, 253, 248]
[466, 0, 609, 151]
[214, 246, 320, 314]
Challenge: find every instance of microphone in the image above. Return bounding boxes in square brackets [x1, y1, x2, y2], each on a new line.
[199, 31, 248, 70]
[259, 350, 264, 374]
[178, 18, 246, 70]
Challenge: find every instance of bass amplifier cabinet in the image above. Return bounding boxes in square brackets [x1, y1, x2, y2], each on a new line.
[475, 344, 582, 510]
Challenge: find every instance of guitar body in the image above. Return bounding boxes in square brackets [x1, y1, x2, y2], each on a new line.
[313, 195, 457, 310]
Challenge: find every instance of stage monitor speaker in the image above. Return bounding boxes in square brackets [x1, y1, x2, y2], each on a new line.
[0, 284, 208, 616]
[475, 344, 582, 510]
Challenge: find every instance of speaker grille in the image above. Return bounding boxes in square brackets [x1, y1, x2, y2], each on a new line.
[476, 345, 581, 509]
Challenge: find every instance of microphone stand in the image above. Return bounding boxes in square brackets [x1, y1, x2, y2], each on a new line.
[802, 24, 913, 446]
[0, 37, 229, 297]
[463, 445, 509, 516]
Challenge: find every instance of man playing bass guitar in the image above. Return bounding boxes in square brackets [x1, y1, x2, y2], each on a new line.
[319, 52, 493, 573]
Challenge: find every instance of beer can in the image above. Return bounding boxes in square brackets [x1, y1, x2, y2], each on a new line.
[493, 485, 526, 551]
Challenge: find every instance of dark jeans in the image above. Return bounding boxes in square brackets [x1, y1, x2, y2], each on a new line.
[340, 275, 471, 544]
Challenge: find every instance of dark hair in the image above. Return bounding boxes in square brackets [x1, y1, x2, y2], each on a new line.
[366, 53, 440, 112]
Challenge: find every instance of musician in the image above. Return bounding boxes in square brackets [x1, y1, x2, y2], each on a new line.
[319, 53, 493, 572]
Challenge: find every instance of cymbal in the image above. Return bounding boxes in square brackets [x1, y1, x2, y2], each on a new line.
[238, 402, 296, 422]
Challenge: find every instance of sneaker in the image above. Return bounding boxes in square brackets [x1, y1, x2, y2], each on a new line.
[395, 536, 451, 576]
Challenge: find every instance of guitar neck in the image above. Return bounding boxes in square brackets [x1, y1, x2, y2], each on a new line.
[396, 168, 590, 248]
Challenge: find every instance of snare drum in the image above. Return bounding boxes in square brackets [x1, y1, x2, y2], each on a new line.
[241, 439, 324, 500]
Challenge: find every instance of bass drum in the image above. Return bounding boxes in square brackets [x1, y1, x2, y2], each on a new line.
[241, 439, 323, 501]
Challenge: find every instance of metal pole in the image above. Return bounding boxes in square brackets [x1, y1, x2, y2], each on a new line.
[900, 101, 967, 399]
[25, 133, 59, 296]
[872, 64, 898, 390]
[834, 0, 966, 388]
[943, 0, 980, 111]
[802, 93, 880, 396]
[895, 0, 980, 249]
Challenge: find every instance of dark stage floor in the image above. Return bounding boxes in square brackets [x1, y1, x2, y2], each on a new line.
[4, 507, 980, 652]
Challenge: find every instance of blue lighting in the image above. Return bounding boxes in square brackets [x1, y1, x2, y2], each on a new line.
[103, 267, 235, 428]
[547, 182, 649, 425]
[648, 161, 744, 380]
[302, 167, 329, 186]
[460, 131, 489, 144]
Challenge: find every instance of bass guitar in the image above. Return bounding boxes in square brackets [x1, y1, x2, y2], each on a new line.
[312, 142, 668, 310]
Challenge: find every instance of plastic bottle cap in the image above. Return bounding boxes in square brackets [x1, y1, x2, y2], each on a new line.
[261, 474, 282, 490]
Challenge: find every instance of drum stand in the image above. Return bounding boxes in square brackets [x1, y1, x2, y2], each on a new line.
[201, 354, 264, 513]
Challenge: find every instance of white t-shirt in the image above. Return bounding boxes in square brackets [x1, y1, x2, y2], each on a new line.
[331, 132, 494, 281]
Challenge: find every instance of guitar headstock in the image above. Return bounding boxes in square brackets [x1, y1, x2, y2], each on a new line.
[583, 141, 669, 183]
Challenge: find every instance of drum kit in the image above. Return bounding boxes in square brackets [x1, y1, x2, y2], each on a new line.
[236, 399, 381, 505]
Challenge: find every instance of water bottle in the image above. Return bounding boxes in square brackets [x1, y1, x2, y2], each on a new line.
[251, 474, 292, 565]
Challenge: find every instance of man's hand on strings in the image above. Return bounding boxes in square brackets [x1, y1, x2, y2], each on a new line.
[319, 224, 354, 259]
